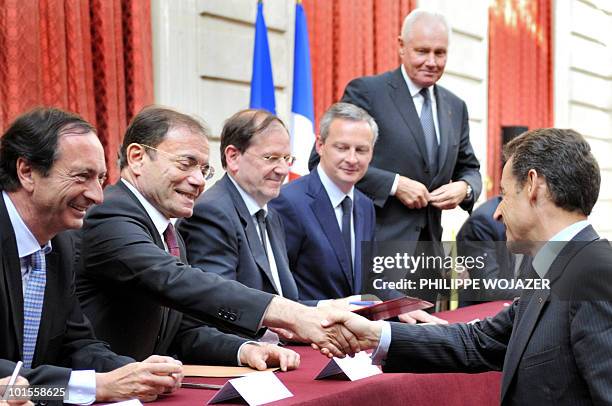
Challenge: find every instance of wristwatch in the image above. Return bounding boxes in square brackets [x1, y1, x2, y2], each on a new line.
[465, 183, 473, 201]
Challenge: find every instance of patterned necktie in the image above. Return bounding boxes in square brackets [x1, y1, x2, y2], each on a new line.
[419, 87, 439, 173]
[163, 223, 181, 258]
[341, 196, 353, 273]
[22, 249, 46, 368]
[255, 209, 269, 260]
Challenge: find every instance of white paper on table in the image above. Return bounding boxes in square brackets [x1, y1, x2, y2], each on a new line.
[208, 371, 292, 406]
[315, 351, 382, 381]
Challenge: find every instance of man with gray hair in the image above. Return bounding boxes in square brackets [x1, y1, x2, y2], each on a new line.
[310, 9, 481, 252]
[270, 103, 444, 324]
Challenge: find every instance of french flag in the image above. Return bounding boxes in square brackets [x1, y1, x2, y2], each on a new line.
[289, 2, 314, 180]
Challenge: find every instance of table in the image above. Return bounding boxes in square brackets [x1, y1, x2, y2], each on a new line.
[156, 301, 509, 406]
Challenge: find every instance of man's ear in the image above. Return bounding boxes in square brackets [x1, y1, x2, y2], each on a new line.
[224, 145, 241, 174]
[125, 143, 147, 175]
[314, 135, 324, 155]
[526, 169, 541, 201]
[15, 157, 35, 192]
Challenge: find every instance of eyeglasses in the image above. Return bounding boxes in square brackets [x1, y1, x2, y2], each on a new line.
[244, 151, 296, 167]
[140, 144, 215, 180]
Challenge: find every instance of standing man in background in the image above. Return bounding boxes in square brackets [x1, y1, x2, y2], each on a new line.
[311, 9, 481, 244]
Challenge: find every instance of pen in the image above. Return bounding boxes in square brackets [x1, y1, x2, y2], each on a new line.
[2, 361, 22, 400]
[181, 382, 223, 390]
[349, 301, 377, 306]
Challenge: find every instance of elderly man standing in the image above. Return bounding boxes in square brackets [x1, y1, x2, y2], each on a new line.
[76, 106, 358, 362]
[324, 128, 612, 405]
[0, 108, 183, 404]
[178, 109, 299, 301]
[311, 9, 481, 245]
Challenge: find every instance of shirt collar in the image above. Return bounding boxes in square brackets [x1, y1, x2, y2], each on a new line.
[532, 220, 590, 278]
[317, 166, 354, 208]
[121, 179, 172, 237]
[2, 191, 52, 258]
[227, 175, 267, 217]
[401, 64, 433, 99]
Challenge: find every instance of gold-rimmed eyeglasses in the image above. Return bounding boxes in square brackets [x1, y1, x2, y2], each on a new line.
[244, 151, 296, 167]
[140, 144, 215, 180]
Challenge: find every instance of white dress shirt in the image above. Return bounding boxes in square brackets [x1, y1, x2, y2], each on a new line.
[3, 191, 96, 405]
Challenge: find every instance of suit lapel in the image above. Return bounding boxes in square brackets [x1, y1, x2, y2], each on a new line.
[434, 86, 452, 180]
[223, 176, 279, 294]
[353, 194, 368, 294]
[307, 171, 354, 291]
[500, 226, 600, 401]
[0, 197, 25, 350]
[34, 247, 61, 365]
[386, 69, 428, 168]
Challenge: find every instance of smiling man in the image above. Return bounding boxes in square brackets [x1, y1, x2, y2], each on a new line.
[269, 103, 444, 324]
[0, 108, 184, 404]
[178, 109, 299, 301]
[309, 10, 481, 271]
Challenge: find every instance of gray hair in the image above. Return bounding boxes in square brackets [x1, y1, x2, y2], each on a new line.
[401, 9, 450, 43]
[319, 103, 379, 144]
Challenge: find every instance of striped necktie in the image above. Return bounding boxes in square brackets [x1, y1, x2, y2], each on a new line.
[164, 223, 181, 258]
[22, 249, 46, 368]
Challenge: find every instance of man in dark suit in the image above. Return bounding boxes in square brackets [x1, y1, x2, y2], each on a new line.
[310, 9, 481, 244]
[325, 128, 612, 405]
[270, 103, 445, 324]
[0, 108, 183, 404]
[178, 109, 299, 302]
[456, 196, 532, 304]
[76, 106, 357, 362]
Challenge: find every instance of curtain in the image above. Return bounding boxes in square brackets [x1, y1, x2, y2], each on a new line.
[302, 0, 416, 129]
[0, 0, 153, 183]
[487, 0, 553, 196]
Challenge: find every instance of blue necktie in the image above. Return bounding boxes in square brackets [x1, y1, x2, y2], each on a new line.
[420, 87, 439, 174]
[22, 249, 46, 368]
[341, 196, 353, 274]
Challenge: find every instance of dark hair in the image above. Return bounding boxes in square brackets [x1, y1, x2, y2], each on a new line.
[219, 109, 287, 168]
[0, 107, 95, 191]
[119, 105, 210, 169]
[503, 128, 600, 216]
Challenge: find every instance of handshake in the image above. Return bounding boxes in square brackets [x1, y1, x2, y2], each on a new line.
[264, 296, 446, 358]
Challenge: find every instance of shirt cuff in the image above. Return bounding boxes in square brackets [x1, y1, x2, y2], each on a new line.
[237, 341, 261, 366]
[65, 370, 96, 405]
[370, 321, 391, 365]
[390, 174, 400, 196]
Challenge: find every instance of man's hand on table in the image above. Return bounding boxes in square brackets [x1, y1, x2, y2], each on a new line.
[398, 310, 448, 324]
[95, 355, 183, 403]
[240, 343, 300, 372]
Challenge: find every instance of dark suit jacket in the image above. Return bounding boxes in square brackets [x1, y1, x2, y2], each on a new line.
[75, 181, 274, 362]
[269, 168, 402, 304]
[457, 196, 530, 302]
[0, 194, 132, 390]
[383, 226, 612, 405]
[177, 174, 298, 301]
[310, 68, 481, 242]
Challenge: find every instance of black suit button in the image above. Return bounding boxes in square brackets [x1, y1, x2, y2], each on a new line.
[229, 315, 237, 321]
[218, 311, 224, 317]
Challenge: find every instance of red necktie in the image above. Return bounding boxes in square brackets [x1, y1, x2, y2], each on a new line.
[163, 223, 181, 258]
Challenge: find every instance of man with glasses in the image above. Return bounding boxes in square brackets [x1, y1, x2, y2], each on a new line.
[76, 106, 356, 368]
[178, 109, 299, 304]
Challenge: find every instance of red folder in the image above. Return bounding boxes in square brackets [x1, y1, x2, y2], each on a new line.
[352, 296, 433, 321]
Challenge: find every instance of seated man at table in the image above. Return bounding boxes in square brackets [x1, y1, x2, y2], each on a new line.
[0, 107, 182, 404]
[325, 128, 612, 405]
[75, 106, 350, 367]
[270, 103, 444, 324]
[177, 109, 299, 302]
